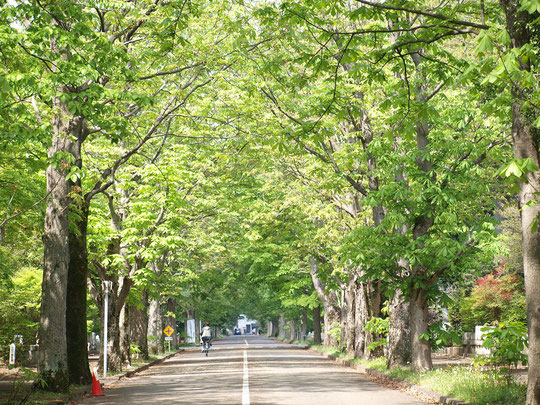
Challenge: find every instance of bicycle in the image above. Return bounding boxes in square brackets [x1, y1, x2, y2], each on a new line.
[201, 337, 211, 356]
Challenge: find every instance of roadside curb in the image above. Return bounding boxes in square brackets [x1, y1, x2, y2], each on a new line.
[108, 349, 184, 384]
[297, 342, 469, 405]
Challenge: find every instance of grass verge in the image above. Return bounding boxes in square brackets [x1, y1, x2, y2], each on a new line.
[1, 383, 89, 405]
[309, 345, 526, 405]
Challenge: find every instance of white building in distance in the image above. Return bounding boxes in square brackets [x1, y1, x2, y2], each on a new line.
[237, 314, 258, 334]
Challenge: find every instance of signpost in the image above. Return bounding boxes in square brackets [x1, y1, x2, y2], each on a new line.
[163, 326, 174, 352]
[103, 280, 112, 379]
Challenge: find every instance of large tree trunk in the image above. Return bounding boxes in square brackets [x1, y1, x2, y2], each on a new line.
[289, 319, 296, 341]
[108, 298, 123, 372]
[353, 282, 366, 358]
[356, 280, 381, 359]
[410, 288, 432, 371]
[266, 320, 273, 336]
[119, 305, 130, 366]
[129, 290, 149, 360]
[148, 297, 163, 354]
[309, 258, 341, 348]
[39, 108, 85, 391]
[148, 260, 164, 354]
[300, 310, 308, 341]
[39, 151, 70, 391]
[166, 298, 178, 350]
[313, 306, 322, 345]
[271, 318, 279, 337]
[387, 291, 411, 368]
[519, 127, 540, 405]
[278, 315, 287, 339]
[343, 274, 357, 356]
[497, 3, 540, 403]
[66, 194, 91, 385]
[322, 290, 340, 348]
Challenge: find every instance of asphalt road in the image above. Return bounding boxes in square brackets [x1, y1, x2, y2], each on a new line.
[80, 335, 427, 405]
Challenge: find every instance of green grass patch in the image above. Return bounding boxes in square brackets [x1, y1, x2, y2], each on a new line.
[308, 344, 361, 364]
[284, 342, 526, 404]
[357, 357, 526, 405]
[2, 383, 89, 405]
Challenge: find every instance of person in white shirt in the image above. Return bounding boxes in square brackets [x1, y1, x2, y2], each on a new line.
[201, 322, 212, 351]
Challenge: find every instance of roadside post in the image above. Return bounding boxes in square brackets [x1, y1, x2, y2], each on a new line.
[103, 280, 112, 379]
[164, 325, 174, 352]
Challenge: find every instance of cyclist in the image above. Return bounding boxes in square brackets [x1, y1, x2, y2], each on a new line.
[201, 322, 212, 352]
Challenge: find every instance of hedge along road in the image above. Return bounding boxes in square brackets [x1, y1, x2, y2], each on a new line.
[80, 335, 427, 405]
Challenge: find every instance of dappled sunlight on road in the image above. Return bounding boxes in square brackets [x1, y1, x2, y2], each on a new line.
[81, 336, 426, 405]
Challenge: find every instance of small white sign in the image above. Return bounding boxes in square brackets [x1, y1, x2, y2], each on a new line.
[164, 337, 173, 341]
[186, 319, 196, 343]
[9, 343, 16, 364]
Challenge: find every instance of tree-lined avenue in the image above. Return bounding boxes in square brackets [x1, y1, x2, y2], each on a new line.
[81, 336, 426, 405]
[1, 0, 539, 403]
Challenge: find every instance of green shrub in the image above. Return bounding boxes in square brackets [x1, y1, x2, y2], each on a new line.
[363, 317, 388, 351]
[0, 268, 41, 362]
[426, 321, 462, 350]
[327, 321, 341, 346]
[473, 322, 528, 383]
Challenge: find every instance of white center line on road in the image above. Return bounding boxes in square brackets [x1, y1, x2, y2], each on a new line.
[242, 350, 250, 405]
[244, 338, 249, 347]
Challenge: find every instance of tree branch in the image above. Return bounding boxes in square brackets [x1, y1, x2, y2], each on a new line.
[85, 78, 212, 203]
[354, 0, 490, 30]
[138, 63, 204, 81]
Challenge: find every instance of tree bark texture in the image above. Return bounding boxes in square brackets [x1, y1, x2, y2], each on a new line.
[499, 3, 540, 402]
[278, 315, 287, 339]
[39, 105, 85, 391]
[148, 297, 163, 354]
[300, 310, 308, 340]
[309, 258, 341, 348]
[266, 321, 273, 336]
[289, 319, 296, 341]
[386, 291, 411, 368]
[498, 3, 540, 402]
[129, 291, 149, 360]
[66, 195, 91, 385]
[343, 274, 357, 356]
[410, 288, 432, 371]
[119, 305, 130, 366]
[313, 306, 322, 345]
[356, 280, 381, 359]
[322, 290, 340, 348]
[271, 318, 279, 337]
[39, 153, 70, 391]
[353, 282, 365, 358]
[103, 284, 122, 372]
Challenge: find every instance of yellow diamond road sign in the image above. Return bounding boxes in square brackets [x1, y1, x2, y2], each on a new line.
[163, 326, 174, 337]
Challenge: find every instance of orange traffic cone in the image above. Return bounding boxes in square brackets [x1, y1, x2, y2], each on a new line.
[91, 372, 104, 396]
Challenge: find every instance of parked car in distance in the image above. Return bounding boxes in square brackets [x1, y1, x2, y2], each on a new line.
[233, 328, 241, 335]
